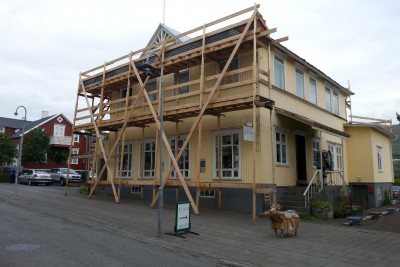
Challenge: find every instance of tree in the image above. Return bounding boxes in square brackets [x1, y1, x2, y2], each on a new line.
[0, 133, 18, 165]
[48, 147, 69, 163]
[22, 128, 50, 165]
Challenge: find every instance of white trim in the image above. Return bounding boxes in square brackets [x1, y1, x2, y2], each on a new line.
[73, 134, 79, 143]
[309, 77, 317, 105]
[54, 124, 66, 137]
[377, 146, 383, 171]
[116, 142, 133, 178]
[274, 127, 289, 166]
[168, 135, 190, 179]
[213, 129, 241, 180]
[273, 54, 286, 90]
[0, 126, 4, 133]
[70, 148, 79, 165]
[138, 139, 156, 179]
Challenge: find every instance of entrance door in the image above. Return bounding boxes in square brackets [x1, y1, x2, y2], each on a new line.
[295, 134, 307, 185]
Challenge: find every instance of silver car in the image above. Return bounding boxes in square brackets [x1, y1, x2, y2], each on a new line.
[50, 168, 81, 186]
[18, 169, 53, 186]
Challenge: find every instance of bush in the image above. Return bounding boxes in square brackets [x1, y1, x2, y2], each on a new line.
[334, 206, 345, 218]
[383, 189, 392, 206]
[310, 198, 332, 209]
[395, 178, 400, 186]
[0, 174, 10, 183]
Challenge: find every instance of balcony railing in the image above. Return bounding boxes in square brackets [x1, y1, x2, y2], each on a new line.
[50, 136, 72, 146]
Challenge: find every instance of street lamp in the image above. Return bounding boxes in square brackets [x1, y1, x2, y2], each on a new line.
[139, 53, 164, 238]
[14, 106, 27, 199]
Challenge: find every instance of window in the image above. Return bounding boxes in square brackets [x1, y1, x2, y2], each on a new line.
[146, 78, 157, 101]
[295, 69, 304, 98]
[73, 134, 79, 143]
[309, 78, 317, 105]
[140, 140, 156, 178]
[312, 138, 321, 168]
[54, 124, 65, 137]
[131, 186, 142, 194]
[170, 136, 190, 179]
[332, 92, 339, 115]
[328, 143, 343, 171]
[377, 187, 383, 200]
[220, 56, 239, 85]
[0, 126, 4, 133]
[70, 148, 79, 165]
[214, 131, 240, 179]
[175, 69, 190, 94]
[200, 190, 215, 198]
[116, 143, 133, 178]
[325, 87, 331, 112]
[274, 55, 285, 89]
[275, 128, 288, 165]
[120, 87, 133, 107]
[377, 146, 383, 171]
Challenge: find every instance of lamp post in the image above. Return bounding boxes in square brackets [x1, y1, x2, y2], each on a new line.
[139, 53, 164, 238]
[14, 106, 27, 199]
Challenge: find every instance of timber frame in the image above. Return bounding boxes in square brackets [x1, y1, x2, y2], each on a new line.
[66, 4, 287, 223]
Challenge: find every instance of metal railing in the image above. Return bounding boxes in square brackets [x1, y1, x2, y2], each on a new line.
[303, 170, 322, 207]
[325, 171, 351, 196]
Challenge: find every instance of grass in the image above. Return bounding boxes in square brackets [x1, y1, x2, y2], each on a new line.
[301, 214, 318, 221]
[78, 187, 89, 194]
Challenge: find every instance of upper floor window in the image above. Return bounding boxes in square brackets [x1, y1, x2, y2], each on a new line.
[275, 128, 288, 165]
[332, 92, 339, 115]
[73, 134, 79, 143]
[54, 124, 65, 137]
[309, 78, 317, 105]
[325, 87, 331, 112]
[146, 78, 157, 101]
[312, 137, 321, 168]
[377, 146, 383, 171]
[274, 55, 285, 89]
[175, 69, 190, 94]
[0, 126, 4, 133]
[214, 131, 241, 179]
[220, 56, 239, 85]
[295, 69, 304, 98]
[325, 86, 339, 115]
[120, 87, 133, 107]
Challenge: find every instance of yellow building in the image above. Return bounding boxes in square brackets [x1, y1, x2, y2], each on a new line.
[69, 5, 394, 219]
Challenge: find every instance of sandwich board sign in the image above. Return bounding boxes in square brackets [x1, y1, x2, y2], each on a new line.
[175, 201, 191, 233]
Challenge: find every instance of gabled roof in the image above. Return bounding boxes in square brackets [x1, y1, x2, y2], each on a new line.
[142, 23, 190, 55]
[12, 114, 72, 139]
[0, 117, 32, 129]
[344, 123, 396, 139]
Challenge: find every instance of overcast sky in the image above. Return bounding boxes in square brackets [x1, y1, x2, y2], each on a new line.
[1, 0, 399, 125]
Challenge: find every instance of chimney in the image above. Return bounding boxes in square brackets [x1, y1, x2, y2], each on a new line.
[41, 111, 49, 118]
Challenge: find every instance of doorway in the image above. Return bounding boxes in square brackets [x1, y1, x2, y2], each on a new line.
[295, 134, 307, 185]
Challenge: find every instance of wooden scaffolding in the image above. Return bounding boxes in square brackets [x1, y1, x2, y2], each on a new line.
[65, 4, 287, 223]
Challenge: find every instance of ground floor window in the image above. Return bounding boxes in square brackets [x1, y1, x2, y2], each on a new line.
[139, 140, 156, 178]
[312, 137, 320, 168]
[131, 186, 142, 194]
[200, 190, 215, 198]
[328, 143, 343, 171]
[116, 143, 133, 178]
[214, 130, 241, 179]
[275, 128, 288, 165]
[169, 136, 190, 179]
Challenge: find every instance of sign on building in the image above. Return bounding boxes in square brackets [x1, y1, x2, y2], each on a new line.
[243, 125, 253, 141]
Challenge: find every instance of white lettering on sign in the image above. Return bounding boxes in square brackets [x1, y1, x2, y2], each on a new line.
[176, 202, 190, 231]
[243, 125, 253, 141]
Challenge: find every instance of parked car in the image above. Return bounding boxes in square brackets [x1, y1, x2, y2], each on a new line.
[391, 186, 400, 199]
[17, 169, 53, 186]
[50, 168, 81, 185]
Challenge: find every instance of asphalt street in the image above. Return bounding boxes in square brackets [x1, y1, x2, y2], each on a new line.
[1, 183, 399, 267]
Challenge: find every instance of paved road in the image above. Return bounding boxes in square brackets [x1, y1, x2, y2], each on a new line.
[1, 183, 400, 267]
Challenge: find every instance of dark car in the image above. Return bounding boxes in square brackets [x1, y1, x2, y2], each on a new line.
[18, 169, 53, 186]
[50, 168, 81, 185]
[391, 186, 400, 199]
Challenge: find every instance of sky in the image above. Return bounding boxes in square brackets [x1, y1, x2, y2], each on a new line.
[0, 0, 399, 125]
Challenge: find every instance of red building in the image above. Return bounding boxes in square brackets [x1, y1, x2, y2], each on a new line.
[8, 113, 87, 171]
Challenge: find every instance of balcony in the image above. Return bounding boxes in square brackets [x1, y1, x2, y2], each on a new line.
[50, 136, 72, 147]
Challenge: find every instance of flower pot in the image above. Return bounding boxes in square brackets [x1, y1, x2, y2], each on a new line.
[390, 199, 397, 206]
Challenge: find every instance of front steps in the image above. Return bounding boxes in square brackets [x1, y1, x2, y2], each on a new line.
[279, 186, 311, 216]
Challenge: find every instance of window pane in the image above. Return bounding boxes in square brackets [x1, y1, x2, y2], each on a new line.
[325, 88, 331, 112]
[222, 135, 231, 145]
[296, 70, 304, 98]
[309, 79, 317, 104]
[332, 92, 339, 115]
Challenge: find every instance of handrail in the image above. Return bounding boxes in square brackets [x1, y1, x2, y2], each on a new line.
[325, 171, 351, 196]
[303, 170, 322, 207]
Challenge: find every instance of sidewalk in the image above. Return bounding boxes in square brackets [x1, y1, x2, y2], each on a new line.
[2, 184, 400, 267]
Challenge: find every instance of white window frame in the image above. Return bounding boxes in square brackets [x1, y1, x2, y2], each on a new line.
[200, 190, 216, 198]
[274, 55, 285, 89]
[116, 142, 133, 178]
[139, 139, 156, 179]
[70, 148, 79, 165]
[275, 127, 289, 166]
[0, 126, 4, 133]
[325, 87, 332, 112]
[312, 137, 321, 169]
[325, 85, 339, 115]
[213, 129, 241, 180]
[131, 186, 142, 194]
[54, 124, 65, 137]
[169, 135, 190, 179]
[377, 146, 383, 171]
[332, 91, 339, 115]
[295, 68, 304, 98]
[73, 134, 79, 143]
[309, 78, 317, 105]
[328, 142, 343, 171]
